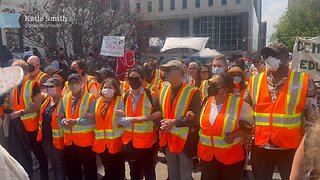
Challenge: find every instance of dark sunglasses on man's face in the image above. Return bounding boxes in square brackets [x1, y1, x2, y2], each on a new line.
[128, 77, 141, 82]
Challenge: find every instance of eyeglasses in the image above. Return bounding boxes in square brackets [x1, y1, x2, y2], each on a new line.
[128, 77, 141, 82]
[201, 70, 209, 74]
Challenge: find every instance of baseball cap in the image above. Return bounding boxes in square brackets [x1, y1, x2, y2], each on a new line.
[43, 78, 62, 87]
[68, 73, 81, 83]
[160, 60, 186, 73]
[261, 43, 289, 59]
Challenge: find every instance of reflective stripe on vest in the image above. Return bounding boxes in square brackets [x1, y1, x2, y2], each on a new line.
[63, 92, 93, 133]
[94, 129, 124, 140]
[20, 80, 39, 120]
[199, 95, 242, 149]
[252, 71, 305, 128]
[52, 129, 64, 138]
[200, 80, 209, 99]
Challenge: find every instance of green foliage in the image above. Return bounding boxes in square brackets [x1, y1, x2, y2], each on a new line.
[273, 0, 320, 51]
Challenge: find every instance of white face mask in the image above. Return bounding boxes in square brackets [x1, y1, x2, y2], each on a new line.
[233, 76, 242, 83]
[265, 57, 280, 72]
[101, 88, 114, 98]
[47, 87, 57, 97]
[212, 67, 225, 75]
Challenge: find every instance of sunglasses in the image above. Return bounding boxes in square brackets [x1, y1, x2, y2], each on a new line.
[128, 77, 141, 82]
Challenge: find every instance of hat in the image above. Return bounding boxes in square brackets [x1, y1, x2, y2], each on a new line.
[261, 43, 289, 59]
[160, 60, 186, 73]
[0, 66, 24, 96]
[43, 78, 62, 87]
[228, 66, 247, 80]
[96, 67, 114, 74]
[68, 73, 81, 82]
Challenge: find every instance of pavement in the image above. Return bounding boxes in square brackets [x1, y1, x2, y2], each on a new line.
[33, 153, 281, 180]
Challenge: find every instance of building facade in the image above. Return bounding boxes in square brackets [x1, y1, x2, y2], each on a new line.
[131, 0, 262, 57]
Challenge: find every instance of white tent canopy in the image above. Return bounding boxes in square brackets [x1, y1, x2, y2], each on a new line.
[161, 37, 209, 52]
[191, 48, 222, 58]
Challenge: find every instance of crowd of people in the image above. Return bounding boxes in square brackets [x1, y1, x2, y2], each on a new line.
[0, 42, 318, 180]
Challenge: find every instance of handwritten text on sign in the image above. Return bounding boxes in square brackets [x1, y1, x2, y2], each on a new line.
[292, 37, 320, 80]
[100, 36, 125, 57]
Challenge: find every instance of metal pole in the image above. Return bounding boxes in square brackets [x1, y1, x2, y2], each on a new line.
[0, 28, 4, 67]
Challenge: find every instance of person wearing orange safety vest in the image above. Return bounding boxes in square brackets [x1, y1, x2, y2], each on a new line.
[7, 59, 48, 179]
[93, 78, 125, 180]
[26, 56, 49, 88]
[58, 73, 97, 180]
[187, 62, 198, 86]
[198, 73, 254, 180]
[159, 60, 201, 180]
[37, 78, 66, 180]
[247, 44, 318, 180]
[117, 66, 161, 180]
[63, 60, 99, 97]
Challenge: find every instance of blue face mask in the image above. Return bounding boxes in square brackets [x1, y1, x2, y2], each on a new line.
[233, 76, 242, 83]
[212, 67, 225, 75]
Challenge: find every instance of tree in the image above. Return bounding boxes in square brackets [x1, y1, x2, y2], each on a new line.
[20, 0, 143, 59]
[273, 0, 320, 51]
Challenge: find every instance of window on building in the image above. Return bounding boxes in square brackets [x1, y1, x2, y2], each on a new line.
[183, 0, 187, 9]
[148, 1, 152, 12]
[136, 3, 141, 11]
[171, 0, 175, 10]
[236, 0, 241, 4]
[193, 18, 201, 37]
[159, 0, 164, 11]
[196, 0, 201, 8]
[179, 19, 190, 37]
[208, 0, 213, 6]
[222, 0, 227, 5]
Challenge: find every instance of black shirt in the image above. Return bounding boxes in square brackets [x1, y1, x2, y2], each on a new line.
[42, 102, 57, 145]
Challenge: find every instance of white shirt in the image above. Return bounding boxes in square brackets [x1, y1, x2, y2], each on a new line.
[209, 101, 254, 126]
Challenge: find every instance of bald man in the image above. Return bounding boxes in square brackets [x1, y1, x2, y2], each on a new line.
[27, 56, 49, 88]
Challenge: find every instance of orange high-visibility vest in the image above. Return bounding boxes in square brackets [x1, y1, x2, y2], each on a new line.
[199, 80, 209, 100]
[83, 75, 99, 93]
[144, 83, 158, 94]
[120, 81, 130, 94]
[151, 75, 163, 88]
[9, 80, 39, 132]
[250, 71, 308, 149]
[36, 97, 64, 149]
[122, 90, 155, 149]
[93, 97, 124, 154]
[197, 95, 244, 165]
[26, 70, 48, 86]
[159, 83, 197, 153]
[62, 92, 95, 147]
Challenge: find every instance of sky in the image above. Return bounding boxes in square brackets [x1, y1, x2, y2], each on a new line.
[262, 0, 288, 43]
